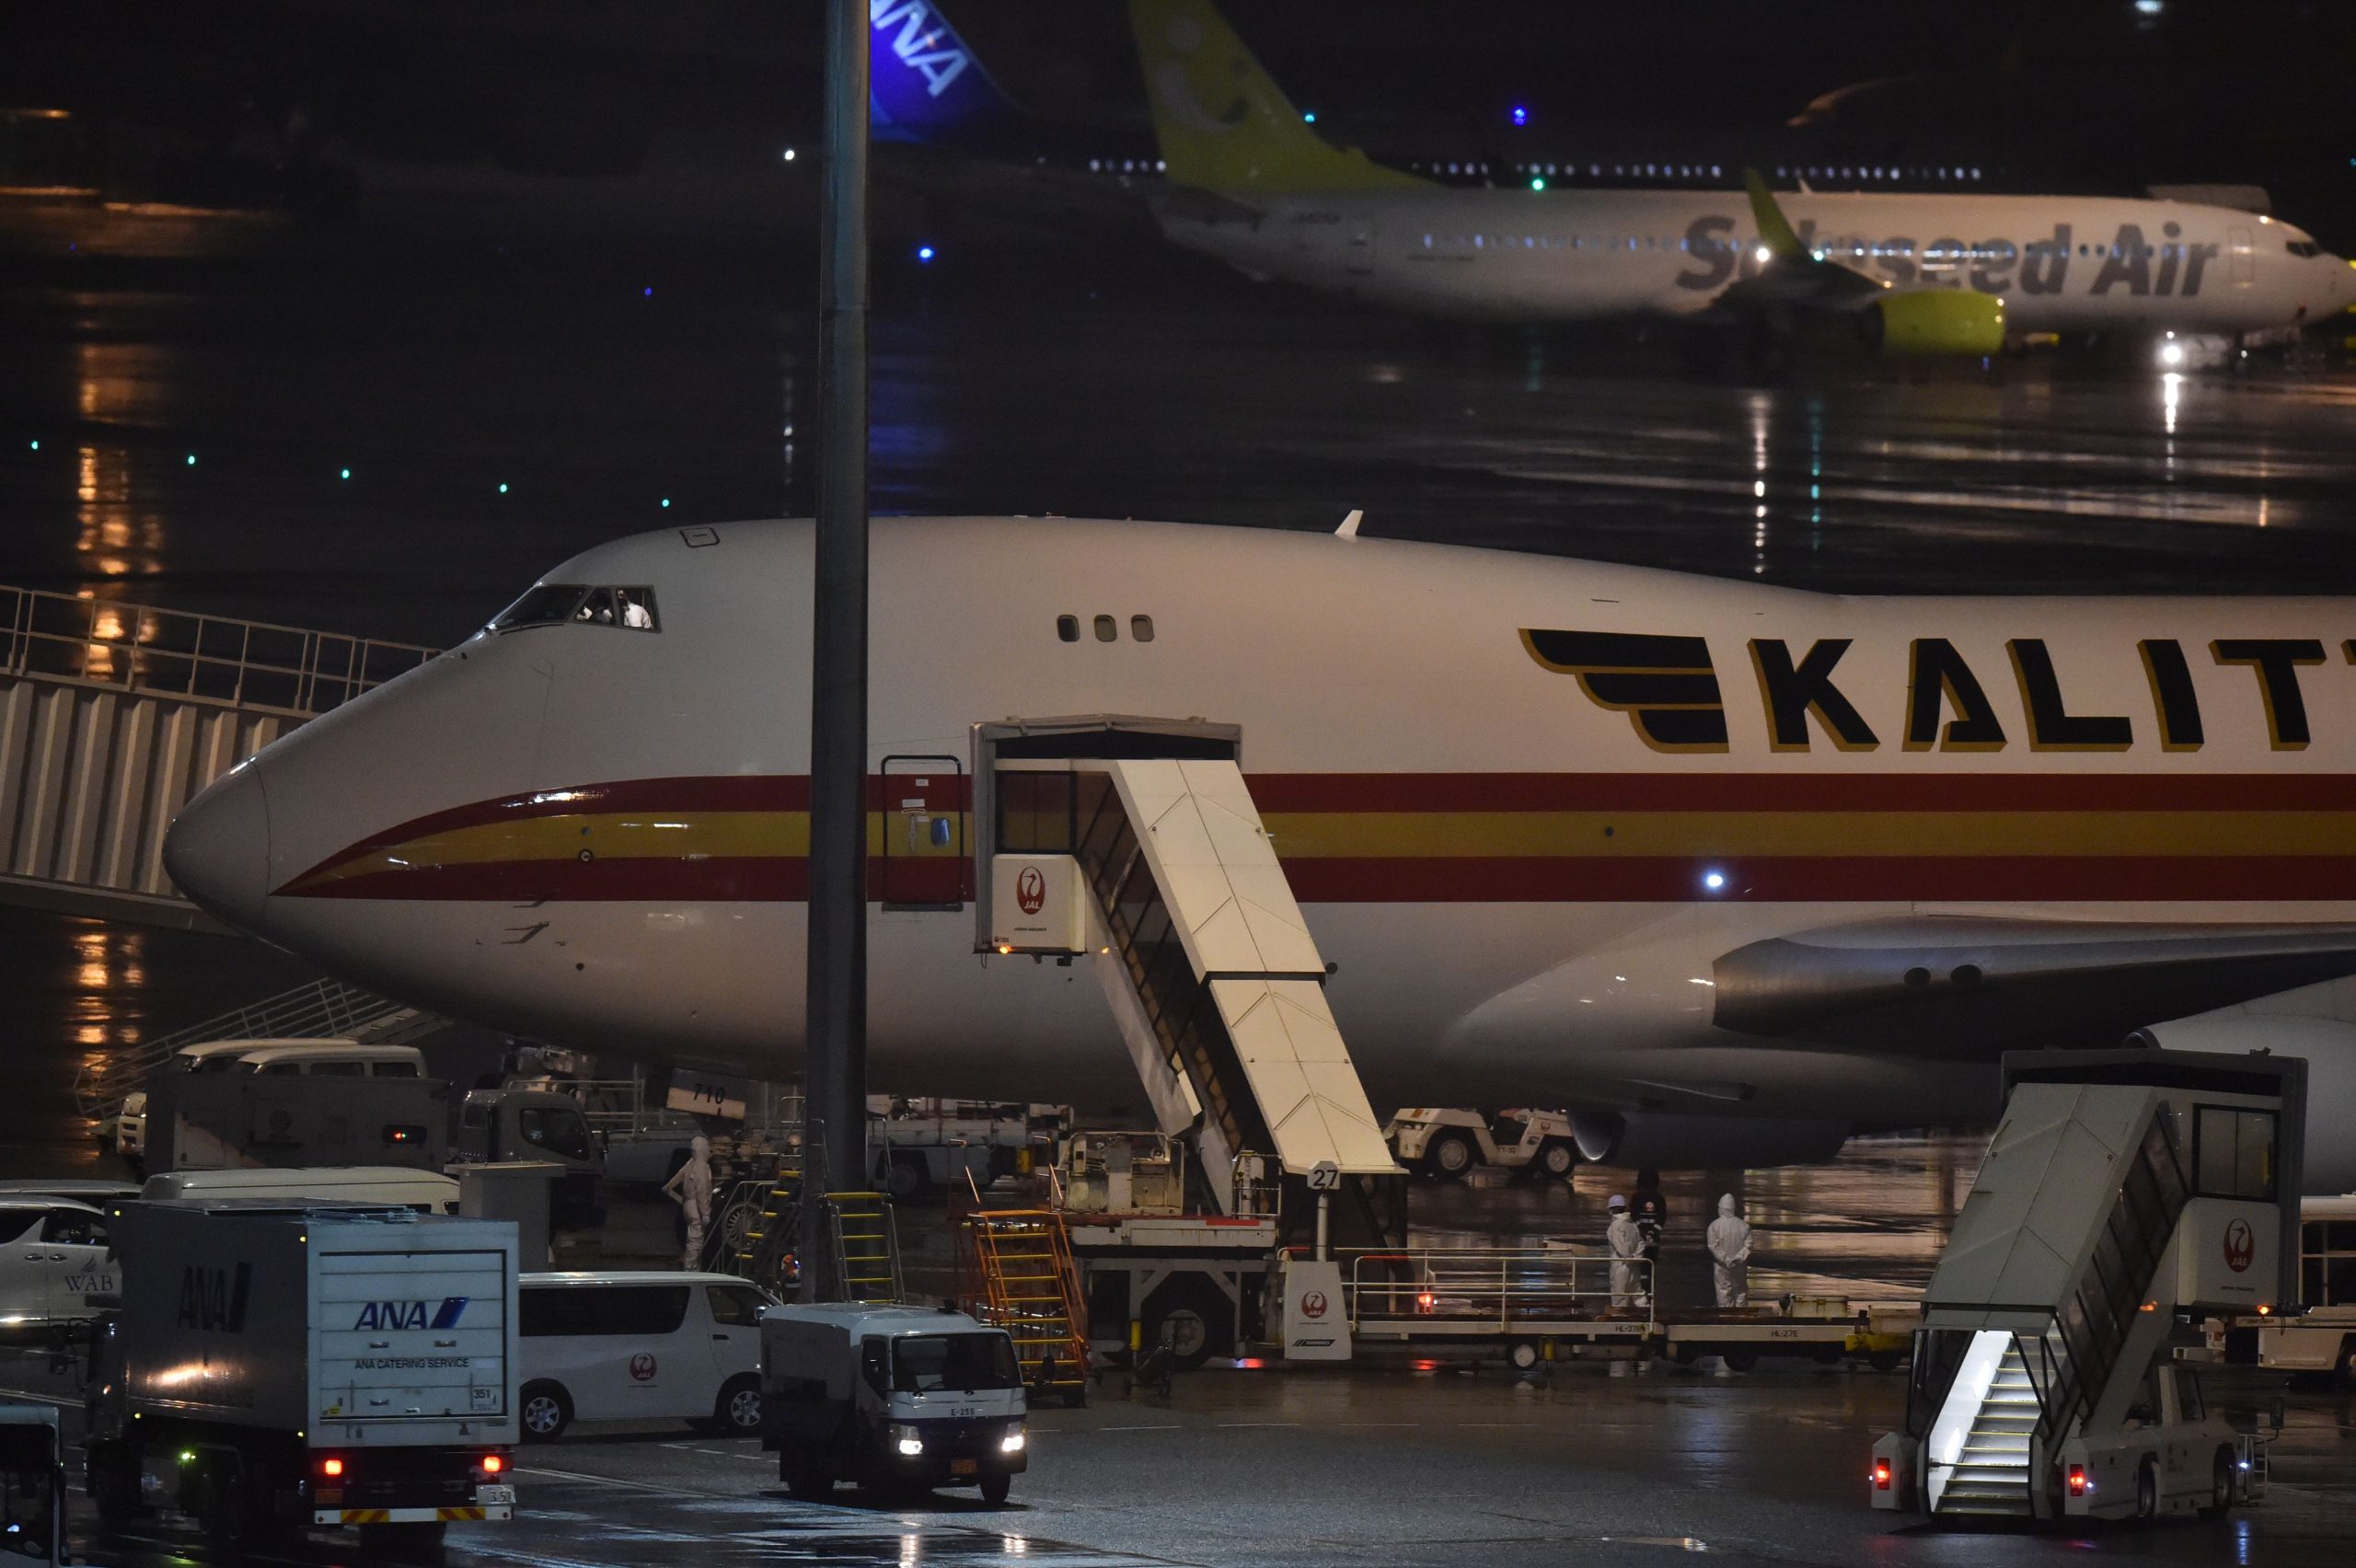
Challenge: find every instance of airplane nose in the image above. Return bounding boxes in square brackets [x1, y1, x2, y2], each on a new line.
[164, 759, 272, 929]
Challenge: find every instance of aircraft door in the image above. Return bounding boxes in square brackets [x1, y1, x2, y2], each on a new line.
[1346, 215, 1376, 275]
[877, 755, 967, 909]
[2229, 225, 2255, 287]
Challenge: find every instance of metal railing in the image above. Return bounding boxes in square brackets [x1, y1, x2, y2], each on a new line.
[1345, 1247, 1657, 1331]
[71, 976, 438, 1115]
[2, 582, 436, 720]
[2029, 1110, 2189, 1459]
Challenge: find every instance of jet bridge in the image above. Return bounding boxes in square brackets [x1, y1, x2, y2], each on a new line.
[1875, 1048, 2303, 1521]
[976, 722, 1398, 1243]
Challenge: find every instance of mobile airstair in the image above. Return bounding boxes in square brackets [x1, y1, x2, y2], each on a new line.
[986, 749, 1399, 1216]
[1875, 1049, 2303, 1523]
[1, 582, 432, 928]
[959, 1209, 1091, 1404]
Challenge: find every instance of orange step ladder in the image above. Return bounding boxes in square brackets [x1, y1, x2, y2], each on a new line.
[960, 1209, 1089, 1406]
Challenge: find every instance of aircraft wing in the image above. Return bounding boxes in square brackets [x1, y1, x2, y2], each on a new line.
[1709, 167, 1889, 312]
[1712, 917, 2356, 1055]
[1703, 171, 2007, 355]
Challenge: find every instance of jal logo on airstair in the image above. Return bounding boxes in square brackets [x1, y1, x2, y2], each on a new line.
[1015, 866, 1047, 916]
[352, 1297, 470, 1332]
[2222, 1218, 2256, 1274]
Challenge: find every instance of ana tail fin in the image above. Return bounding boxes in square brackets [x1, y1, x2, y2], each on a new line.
[1127, 0, 1423, 196]
[869, 0, 1018, 144]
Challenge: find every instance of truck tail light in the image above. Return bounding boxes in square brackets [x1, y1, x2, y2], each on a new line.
[481, 1454, 504, 1475]
[319, 1457, 344, 1479]
[1872, 1460, 1891, 1491]
[2067, 1464, 2087, 1497]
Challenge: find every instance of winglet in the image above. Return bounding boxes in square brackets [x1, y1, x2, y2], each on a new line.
[1742, 167, 1804, 262]
[1335, 509, 1364, 539]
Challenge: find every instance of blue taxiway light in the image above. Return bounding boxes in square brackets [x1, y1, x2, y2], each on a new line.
[661, 498, 672, 509]
[917, 245, 936, 263]
[1511, 106, 1529, 126]
[1302, 111, 1315, 123]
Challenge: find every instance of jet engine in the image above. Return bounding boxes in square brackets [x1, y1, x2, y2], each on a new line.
[1863, 289, 2006, 357]
[2127, 1015, 2356, 1194]
[1568, 1110, 1851, 1170]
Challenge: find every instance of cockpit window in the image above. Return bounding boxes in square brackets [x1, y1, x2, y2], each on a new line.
[492, 584, 589, 630]
[491, 583, 659, 633]
[2285, 240, 2322, 259]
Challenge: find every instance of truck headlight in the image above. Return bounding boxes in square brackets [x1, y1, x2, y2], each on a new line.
[999, 1424, 1027, 1455]
[891, 1423, 924, 1458]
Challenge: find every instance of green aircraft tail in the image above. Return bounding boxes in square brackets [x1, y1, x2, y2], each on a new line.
[1127, 0, 1424, 197]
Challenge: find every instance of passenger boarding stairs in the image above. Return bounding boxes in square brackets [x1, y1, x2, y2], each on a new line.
[960, 1210, 1090, 1403]
[1, 582, 433, 928]
[1888, 1050, 2293, 1520]
[1936, 1341, 2039, 1516]
[1053, 758, 1397, 1225]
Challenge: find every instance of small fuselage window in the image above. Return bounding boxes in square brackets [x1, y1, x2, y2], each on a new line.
[491, 583, 660, 633]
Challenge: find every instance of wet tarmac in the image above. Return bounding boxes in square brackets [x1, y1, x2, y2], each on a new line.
[4, 1337, 2350, 1568]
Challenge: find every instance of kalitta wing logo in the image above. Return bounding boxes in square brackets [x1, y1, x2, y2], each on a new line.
[2223, 1218, 2255, 1274]
[179, 1263, 254, 1332]
[1521, 629, 1729, 753]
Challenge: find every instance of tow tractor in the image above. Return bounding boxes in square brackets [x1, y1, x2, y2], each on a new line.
[1872, 1047, 2302, 1523]
[1385, 1108, 1578, 1183]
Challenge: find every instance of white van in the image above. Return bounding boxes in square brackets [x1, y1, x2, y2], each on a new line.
[0, 1199, 113, 1334]
[516, 1272, 770, 1441]
[174, 1038, 354, 1071]
[138, 1166, 460, 1213]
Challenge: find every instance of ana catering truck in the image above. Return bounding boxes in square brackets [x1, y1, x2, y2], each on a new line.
[84, 1202, 519, 1561]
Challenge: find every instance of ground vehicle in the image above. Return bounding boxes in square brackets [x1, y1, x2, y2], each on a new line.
[515, 1272, 768, 1440]
[0, 1199, 113, 1336]
[2218, 1193, 2356, 1387]
[456, 1090, 606, 1228]
[0, 1403, 65, 1565]
[146, 1052, 451, 1176]
[873, 1104, 1042, 1200]
[140, 1166, 460, 1212]
[761, 1304, 1027, 1504]
[170, 1031, 375, 1068]
[97, 1090, 146, 1159]
[2050, 1365, 2258, 1521]
[1386, 1108, 1577, 1182]
[0, 1179, 141, 1205]
[84, 1202, 518, 1559]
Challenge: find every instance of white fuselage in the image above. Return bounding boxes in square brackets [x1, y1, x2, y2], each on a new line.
[1159, 188, 2352, 335]
[164, 519, 2356, 1181]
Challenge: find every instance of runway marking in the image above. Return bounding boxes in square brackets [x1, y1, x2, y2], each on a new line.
[1090, 1424, 1184, 1432]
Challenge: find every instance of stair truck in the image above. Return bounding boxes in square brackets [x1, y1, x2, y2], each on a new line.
[1872, 1048, 2302, 1524]
[84, 1202, 519, 1560]
[1385, 1108, 1578, 1182]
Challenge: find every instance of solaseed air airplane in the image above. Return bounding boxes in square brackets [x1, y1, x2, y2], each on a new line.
[1128, 0, 2350, 357]
[165, 516, 2356, 1191]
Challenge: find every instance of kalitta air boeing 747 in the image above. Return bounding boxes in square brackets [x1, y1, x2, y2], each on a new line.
[167, 516, 2356, 1190]
[1126, 0, 2350, 358]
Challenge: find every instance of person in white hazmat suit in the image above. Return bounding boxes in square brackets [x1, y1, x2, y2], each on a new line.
[663, 1134, 714, 1270]
[1605, 1193, 1646, 1309]
[1706, 1192, 1754, 1308]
